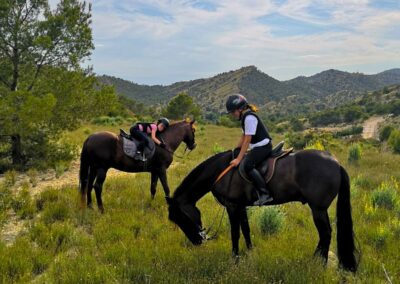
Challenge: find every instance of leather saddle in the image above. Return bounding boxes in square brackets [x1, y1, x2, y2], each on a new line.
[239, 141, 293, 184]
[119, 129, 155, 161]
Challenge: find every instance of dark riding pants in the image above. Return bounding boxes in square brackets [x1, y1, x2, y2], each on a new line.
[130, 125, 150, 151]
[242, 143, 272, 173]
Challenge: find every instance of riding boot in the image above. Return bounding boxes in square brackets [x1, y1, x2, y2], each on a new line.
[248, 169, 273, 206]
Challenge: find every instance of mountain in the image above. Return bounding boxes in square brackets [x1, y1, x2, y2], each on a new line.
[97, 66, 400, 117]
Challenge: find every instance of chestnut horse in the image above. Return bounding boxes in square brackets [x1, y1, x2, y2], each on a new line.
[79, 120, 196, 213]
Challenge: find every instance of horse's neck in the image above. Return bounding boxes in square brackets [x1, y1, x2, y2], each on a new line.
[175, 152, 232, 205]
[162, 124, 185, 151]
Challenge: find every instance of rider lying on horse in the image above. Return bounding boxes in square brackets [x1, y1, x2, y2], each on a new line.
[226, 94, 273, 206]
[130, 117, 170, 154]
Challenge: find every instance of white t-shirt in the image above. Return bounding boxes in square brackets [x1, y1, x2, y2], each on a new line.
[243, 114, 270, 149]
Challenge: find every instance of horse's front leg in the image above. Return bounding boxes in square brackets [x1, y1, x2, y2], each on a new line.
[239, 207, 252, 250]
[150, 171, 159, 199]
[227, 207, 241, 261]
[158, 168, 170, 198]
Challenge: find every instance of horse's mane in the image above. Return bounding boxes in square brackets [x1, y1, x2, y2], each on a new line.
[173, 150, 231, 198]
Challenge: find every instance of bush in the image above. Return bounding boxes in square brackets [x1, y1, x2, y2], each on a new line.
[27, 168, 38, 187]
[11, 187, 35, 219]
[4, 170, 17, 186]
[304, 140, 325, 151]
[371, 180, 398, 210]
[335, 126, 363, 137]
[257, 207, 285, 236]
[217, 115, 240, 128]
[379, 125, 394, 141]
[388, 129, 400, 154]
[348, 144, 362, 165]
[371, 225, 390, 248]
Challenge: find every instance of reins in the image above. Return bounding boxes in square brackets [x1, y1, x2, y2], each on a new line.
[205, 149, 236, 240]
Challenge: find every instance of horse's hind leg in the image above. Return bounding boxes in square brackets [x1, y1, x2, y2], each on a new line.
[150, 171, 158, 199]
[311, 207, 332, 265]
[87, 169, 96, 209]
[158, 168, 170, 198]
[94, 168, 108, 214]
[239, 207, 252, 249]
[227, 207, 241, 260]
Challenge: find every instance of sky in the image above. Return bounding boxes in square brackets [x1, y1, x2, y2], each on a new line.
[49, 0, 400, 85]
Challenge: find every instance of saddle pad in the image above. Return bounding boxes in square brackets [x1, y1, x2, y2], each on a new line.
[122, 136, 156, 161]
[122, 137, 137, 158]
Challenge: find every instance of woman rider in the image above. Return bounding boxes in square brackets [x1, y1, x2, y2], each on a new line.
[226, 94, 273, 206]
[130, 118, 170, 154]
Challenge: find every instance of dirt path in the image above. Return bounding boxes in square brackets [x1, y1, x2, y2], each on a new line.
[362, 116, 385, 139]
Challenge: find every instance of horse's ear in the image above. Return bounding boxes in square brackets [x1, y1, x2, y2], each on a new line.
[190, 119, 196, 125]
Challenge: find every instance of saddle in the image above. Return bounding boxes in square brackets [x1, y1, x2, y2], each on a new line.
[239, 141, 293, 184]
[120, 129, 156, 161]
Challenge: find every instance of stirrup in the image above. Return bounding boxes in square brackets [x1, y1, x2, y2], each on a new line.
[253, 194, 273, 206]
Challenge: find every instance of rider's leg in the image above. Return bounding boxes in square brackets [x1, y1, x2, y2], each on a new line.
[243, 144, 273, 206]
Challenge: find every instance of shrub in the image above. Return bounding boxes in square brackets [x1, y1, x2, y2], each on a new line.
[27, 168, 38, 187]
[11, 187, 35, 219]
[348, 144, 362, 165]
[371, 180, 398, 210]
[371, 225, 390, 248]
[4, 170, 17, 186]
[304, 140, 325, 151]
[388, 129, 400, 154]
[257, 207, 285, 236]
[42, 202, 71, 225]
[334, 126, 363, 137]
[379, 125, 394, 141]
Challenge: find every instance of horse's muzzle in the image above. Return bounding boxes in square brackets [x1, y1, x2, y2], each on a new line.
[189, 143, 197, 151]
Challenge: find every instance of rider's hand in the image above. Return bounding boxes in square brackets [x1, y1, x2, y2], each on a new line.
[230, 158, 241, 167]
[160, 143, 166, 148]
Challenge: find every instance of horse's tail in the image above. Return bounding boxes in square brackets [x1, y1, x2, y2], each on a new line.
[79, 138, 91, 208]
[336, 166, 358, 272]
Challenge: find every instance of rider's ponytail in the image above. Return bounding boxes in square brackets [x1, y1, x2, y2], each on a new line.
[248, 104, 258, 112]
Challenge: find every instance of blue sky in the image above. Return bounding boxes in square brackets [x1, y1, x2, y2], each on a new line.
[50, 0, 400, 85]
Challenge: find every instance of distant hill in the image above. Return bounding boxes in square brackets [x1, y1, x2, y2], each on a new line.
[97, 66, 400, 118]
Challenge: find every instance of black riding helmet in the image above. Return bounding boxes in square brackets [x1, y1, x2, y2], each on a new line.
[226, 94, 248, 113]
[157, 117, 170, 128]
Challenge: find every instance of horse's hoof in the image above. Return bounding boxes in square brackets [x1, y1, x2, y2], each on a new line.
[232, 254, 240, 264]
[151, 194, 155, 200]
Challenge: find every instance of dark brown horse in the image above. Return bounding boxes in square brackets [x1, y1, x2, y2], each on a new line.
[79, 120, 196, 213]
[168, 148, 359, 272]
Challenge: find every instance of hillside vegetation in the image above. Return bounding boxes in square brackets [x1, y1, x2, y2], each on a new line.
[98, 66, 400, 119]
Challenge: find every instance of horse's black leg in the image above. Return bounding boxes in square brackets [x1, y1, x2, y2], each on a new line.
[87, 169, 96, 209]
[150, 171, 159, 199]
[311, 208, 332, 265]
[239, 207, 252, 250]
[94, 168, 108, 214]
[158, 168, 170, 198]
[227, 207, 241, 259]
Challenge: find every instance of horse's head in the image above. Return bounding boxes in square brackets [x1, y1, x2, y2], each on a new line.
[183, 119, 197, 151]
[167, 197, 204, 245]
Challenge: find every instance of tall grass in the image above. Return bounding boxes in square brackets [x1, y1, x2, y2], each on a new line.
[1, 124, 400, 282]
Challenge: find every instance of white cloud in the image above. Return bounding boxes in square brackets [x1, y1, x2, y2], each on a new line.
[85, 0, 400, 83]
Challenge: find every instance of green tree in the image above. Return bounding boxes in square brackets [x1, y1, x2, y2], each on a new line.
[162, 92, 201, 120]
[0, 0, 93, 165]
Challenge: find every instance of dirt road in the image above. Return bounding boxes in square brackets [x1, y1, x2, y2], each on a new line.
[362, 116, 385, 139]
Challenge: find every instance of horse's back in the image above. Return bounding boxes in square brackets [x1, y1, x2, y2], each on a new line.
[292, 150, 341, 207]
[83, 131, 120, 164]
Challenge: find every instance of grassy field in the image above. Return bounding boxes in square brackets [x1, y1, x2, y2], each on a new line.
[0, 124, 399, 283]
